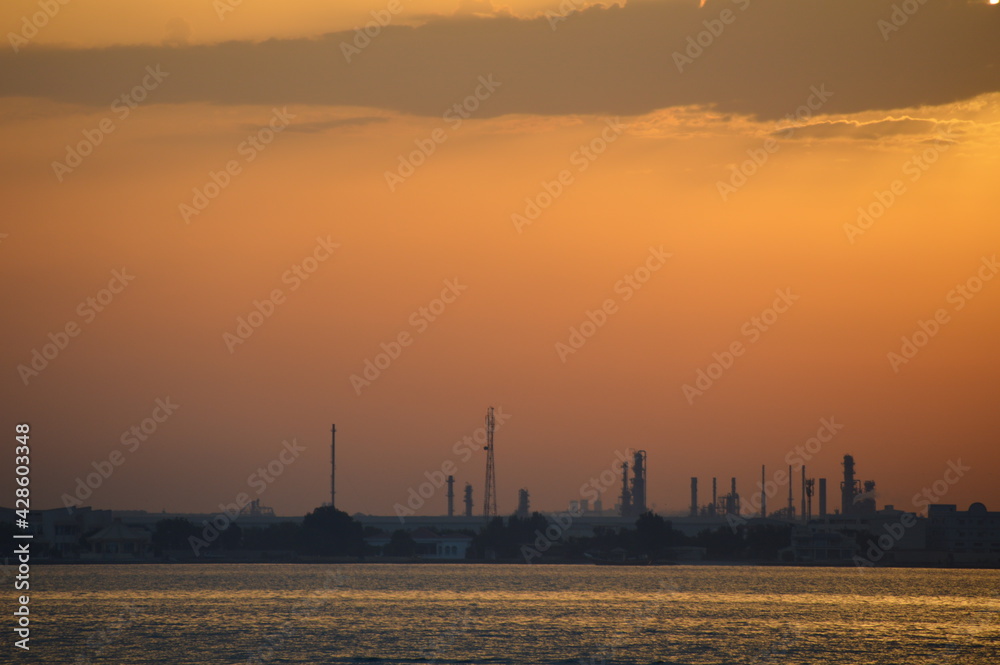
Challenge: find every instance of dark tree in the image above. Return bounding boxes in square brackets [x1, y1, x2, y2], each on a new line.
[385, 530, 417, 557]
[153, 518, 199, 554]
[298, 506, 364, 556]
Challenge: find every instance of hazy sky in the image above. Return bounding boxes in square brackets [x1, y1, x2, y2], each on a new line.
[2, 0, 998, 518]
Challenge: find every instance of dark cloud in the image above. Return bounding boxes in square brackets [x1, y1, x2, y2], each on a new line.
[774, 117, 957, 141]
[277, 116, 388, 133]
[1, 0, 997, 120]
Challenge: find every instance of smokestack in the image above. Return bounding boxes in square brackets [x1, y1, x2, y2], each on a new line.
[801, 465, 806, 523]
[761, 465, 766, 518]
[712, 477, 717, 516]
[464, 483, 474, 517]
[787, 465, 794, 518]
[620, 460, 631, 517]
[631, 451, 647, 514]
[842, 454, 856, 516]
[690, 477, 698, 517]
[819, 478, 827, 517]
[330, 425, 337, 508]
[517, 488, 530, 518]
[447, 475, 455, 517]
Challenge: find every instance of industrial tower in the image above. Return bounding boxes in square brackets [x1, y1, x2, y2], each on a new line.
[330, 424, 336, 509]
[483, 406, 498, 521]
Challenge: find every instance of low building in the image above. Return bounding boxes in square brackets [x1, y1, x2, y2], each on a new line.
[927, 503, 1000, 564]
[82, 519, 153, 561]
[366, 527, 472, 560]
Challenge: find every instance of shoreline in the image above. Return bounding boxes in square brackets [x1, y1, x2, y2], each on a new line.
[14, 557, 1000, 570]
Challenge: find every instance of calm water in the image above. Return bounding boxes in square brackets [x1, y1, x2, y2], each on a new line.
[4, 564, 998, 664]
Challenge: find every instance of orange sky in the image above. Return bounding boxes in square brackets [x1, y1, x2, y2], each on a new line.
[2, 0, 999, 518]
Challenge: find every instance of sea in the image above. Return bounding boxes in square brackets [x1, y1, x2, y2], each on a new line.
[5, 564, 999, 664]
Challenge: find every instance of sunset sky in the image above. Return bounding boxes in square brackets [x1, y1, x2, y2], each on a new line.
[2, 0, 998, 519]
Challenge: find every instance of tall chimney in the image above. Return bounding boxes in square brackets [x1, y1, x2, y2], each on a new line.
[761, 465, 766, 518]
[787, 464, 794, 518]
[842, 454, 856, 516]
[819, 478, 827, 517]
[447, 475, 455, 517]
[464, 483, 474, 517]
[690, 477, 698, 517]
[801, 465, 806, 523]
[712, 477, 717, 516]
[330, 424, 336, 509]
